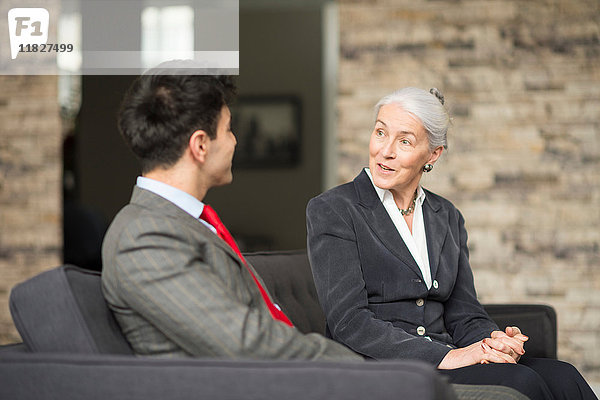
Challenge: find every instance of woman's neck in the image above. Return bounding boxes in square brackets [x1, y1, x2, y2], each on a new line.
[390, 185, 419, 210]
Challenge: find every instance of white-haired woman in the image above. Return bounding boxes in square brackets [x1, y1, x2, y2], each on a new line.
[307, 87, 596, 400]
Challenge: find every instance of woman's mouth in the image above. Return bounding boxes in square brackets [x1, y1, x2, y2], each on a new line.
[378, 163, 395, 172]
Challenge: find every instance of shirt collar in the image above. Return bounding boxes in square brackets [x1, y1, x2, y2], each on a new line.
[136, 176, 205, 219]
[364, 167, 426, 206]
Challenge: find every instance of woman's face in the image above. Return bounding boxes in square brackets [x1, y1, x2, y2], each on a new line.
[368, 103, 442, 195]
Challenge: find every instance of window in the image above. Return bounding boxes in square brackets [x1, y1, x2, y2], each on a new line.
[141, 5, 194, 69]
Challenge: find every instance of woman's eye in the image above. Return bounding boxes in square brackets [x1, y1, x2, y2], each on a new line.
[400, 139, 411, 145]
[375, 129, 385, 137]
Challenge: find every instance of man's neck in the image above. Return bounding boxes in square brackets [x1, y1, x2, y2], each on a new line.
[144, 165, 209, 202]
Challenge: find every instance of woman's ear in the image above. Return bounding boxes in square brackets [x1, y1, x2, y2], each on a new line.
[189, 130, 210, 163]
[428, 146, 444, 165]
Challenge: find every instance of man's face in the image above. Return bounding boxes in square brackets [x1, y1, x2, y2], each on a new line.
[205, 105, 237, 187]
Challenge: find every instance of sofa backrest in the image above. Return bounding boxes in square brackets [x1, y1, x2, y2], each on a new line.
[246, 250, 326, 335]
[8, 251, 556, 359]
[8, 251, 327, 355]
[9, 265, 133, 354]
[247, 250, 557, 359]
[483, 304, 557, 359]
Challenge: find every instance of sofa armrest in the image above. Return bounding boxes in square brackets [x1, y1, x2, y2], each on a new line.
[484, 304, 557, 359]
[0, 353, 456, 400]
[9, 265, 132, 354]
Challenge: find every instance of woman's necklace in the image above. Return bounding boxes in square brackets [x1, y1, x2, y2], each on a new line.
[398, 190, 418, 216]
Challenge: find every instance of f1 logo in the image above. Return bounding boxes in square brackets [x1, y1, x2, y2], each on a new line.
[8, 8, 49, 60]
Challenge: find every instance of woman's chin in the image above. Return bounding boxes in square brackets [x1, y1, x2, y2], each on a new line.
[372, 177, 395, 191]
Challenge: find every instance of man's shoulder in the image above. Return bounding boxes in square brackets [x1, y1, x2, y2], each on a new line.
[105, 187, 203, 239]
[103, 201, 155, 242]
[100, 198, 208, 302]
[104, 200, 209, 255]
[102, 198, 192, 269]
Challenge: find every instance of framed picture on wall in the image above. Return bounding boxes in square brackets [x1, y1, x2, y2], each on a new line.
[231, 95, 302, 168]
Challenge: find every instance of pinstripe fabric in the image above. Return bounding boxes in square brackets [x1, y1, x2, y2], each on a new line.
[101, 187, 361, 361]
[307, 170, 499, 365]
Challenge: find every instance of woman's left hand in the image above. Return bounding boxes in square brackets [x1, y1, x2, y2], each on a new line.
[483, 326, 529, 362]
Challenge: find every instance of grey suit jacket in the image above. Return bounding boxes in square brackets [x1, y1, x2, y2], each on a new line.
[102, 186, 361, 361]
[306, 170, 498, 366]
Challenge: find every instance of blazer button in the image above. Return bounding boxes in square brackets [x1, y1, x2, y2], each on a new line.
[433, 280, 439, 289]
[417, 326, 426, 336]
[416, 298, 425, 307]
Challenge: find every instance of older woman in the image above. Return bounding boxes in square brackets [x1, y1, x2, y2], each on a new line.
[307, 87, 596, 400]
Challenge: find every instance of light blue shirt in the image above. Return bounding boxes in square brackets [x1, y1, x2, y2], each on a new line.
[136, 176, 217, 234]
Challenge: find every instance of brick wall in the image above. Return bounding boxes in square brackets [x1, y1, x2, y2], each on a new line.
[0, 75, 62, 344]
[338, 0, 599, 381]
[0, 0, 62, 344]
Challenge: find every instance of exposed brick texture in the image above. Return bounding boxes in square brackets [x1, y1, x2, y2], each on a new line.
[0, 0, 62, 344]
[0, 74, 62, 344]
[338, 0, 599, 382]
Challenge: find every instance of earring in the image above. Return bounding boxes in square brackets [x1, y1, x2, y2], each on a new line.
[423, 164, 434, 173]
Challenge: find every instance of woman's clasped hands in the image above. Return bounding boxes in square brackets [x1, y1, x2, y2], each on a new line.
[438, 326, 529, 370]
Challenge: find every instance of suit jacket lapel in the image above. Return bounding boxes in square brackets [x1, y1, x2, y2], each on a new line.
[130, 187, 245, 269]
[353, 170, 424, 280]
[422, 189, 448, 281]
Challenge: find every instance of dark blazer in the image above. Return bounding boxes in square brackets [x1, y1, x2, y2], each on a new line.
[102, 186, 361, 361]
[306, 169, 498, 365]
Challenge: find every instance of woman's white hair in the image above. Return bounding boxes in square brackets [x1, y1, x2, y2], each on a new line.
[374, 87, 450, 150]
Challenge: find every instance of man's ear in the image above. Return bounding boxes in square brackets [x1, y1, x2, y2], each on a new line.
[189, 130, 210, 163]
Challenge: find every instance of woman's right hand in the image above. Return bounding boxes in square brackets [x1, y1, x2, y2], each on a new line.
[437, 340, 517, 370]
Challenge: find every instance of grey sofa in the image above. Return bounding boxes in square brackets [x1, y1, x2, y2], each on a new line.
[0, 250, 556, 399]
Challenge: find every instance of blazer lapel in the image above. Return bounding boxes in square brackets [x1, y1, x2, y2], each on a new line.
[422, 190, 448, 281]
[130, 187, 245, 268]
[353, 170, 424, 280]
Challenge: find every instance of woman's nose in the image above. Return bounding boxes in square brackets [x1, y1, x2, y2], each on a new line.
[381, 140, 395, 158]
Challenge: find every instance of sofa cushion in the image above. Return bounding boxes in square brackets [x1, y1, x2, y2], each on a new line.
[0, 353, 457, 400]
[9, 265, 132, 354]
[246, 250, 326, 335]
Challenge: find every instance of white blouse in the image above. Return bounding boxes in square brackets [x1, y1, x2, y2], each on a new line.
[365, 168, 432, 289]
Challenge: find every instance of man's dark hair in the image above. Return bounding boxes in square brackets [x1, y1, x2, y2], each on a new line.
[118, 73, 236, 173]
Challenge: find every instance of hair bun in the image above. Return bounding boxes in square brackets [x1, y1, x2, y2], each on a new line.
[429, 88, 445, 105]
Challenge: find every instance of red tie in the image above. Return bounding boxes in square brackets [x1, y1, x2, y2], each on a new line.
[200, 205, 293, 327]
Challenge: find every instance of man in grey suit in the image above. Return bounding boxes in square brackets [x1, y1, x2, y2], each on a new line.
[101, 69, 528, 400]
[101, 71, 359, 361]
